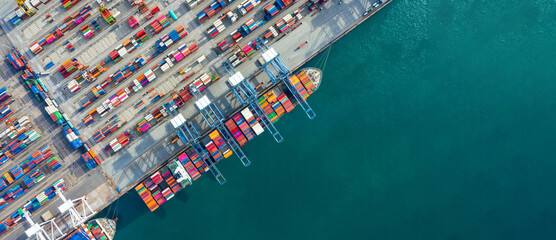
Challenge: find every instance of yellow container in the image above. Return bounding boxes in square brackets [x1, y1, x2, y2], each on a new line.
[4, 173, 13, 184]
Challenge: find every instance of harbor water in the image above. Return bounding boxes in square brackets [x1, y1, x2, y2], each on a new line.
[105, 0, 556, 239]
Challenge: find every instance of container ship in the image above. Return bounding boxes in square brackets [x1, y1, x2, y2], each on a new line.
[63, 218, 116, 240]
[135, 68, 321, 211]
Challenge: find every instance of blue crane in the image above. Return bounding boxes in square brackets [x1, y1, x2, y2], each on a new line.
[254, 37, 316, 119]
[163, 102, 226, 185]
[222, 61, 283, 143]
[189, 86, 251, 167]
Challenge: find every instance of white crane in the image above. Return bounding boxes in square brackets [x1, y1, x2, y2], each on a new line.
[23, 209, 64, 240]
[56, 188, 96, 229]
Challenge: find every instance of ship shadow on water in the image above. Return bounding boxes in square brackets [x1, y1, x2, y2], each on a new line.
[99, 190, 151, 231]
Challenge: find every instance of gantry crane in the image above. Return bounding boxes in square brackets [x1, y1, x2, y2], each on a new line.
[5, 118, 24, 136]
[222, 61, 283, 143]
[189, 85, 251, 167]
[14, 0, 37, 17]
[98, 4, 116, 25]
[56, 187, 96, 229]
[164, 102, 226, 185]
[254, 37, 316, 119]
[23, 209, 64, 240]
[71, 59, 95, 82]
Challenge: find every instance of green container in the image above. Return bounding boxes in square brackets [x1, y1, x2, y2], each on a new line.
[37, 79, 46, 89]
[54, 112, 62, 119]
[35, 175, 44, 182]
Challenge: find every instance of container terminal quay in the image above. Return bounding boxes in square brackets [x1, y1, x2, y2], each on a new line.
[0, 0, 390, 239]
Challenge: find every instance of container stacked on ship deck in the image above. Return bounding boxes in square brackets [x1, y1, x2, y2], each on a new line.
[131, 70, 320, 211]
[134, 166, 183, 211]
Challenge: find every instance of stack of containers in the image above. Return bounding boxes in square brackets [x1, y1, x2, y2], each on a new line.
[0, 179, 65, 235]
[83, 115, 95, 126]
[22, 71, 50, 101]
[81, 24, 94, 39]
[30, 42, 43, 54]
[225, 119, 248, 146]
[275, 0, 293, 9]
[150, 172, 166, 205]
[92, 19, 101, 31]
[152, 108, 164, 121]
[46, 157, 62, 170]
[1, 129, 41, 158]
[87, 221, 109, 240]
[61, 0, 81, 10]
[296, 70, 316, 95]
[209, 130, 233, 158]
[204, 137, 223, 163]
[0, 221, 8, 235]
[0, 106, 13, 122]
[264, 3, 280, 20]
[288, 75, 309, 99]
[105, 131, 132, 153]
[135, 182, 159, 211]
[0, 155, 8, 167]
[242, 18, 265, 34]
[109, 50, 121, 63]
[0, 179, 7, 192]
[233, 113, 256, 141]
[185, 147, 208, 172]
[137, 118, 150, 133]
[270, 93, 286, 118]
[242, 42, 255, 56]
[190, 73, 214, 92]
[136, 29, 149, 43]
[237, 0, 258, 16]
[218, 40, 230, 52]
[62, 123, 82, 149]
[0, 87, 12, 105]
[161, 168, 181, 195]
[150, 19, 163, 34]
[9, 166, 24, 180]
[158, 14, 170, 28]
[124, 39, 137, 54]
[278, 93, 295, 113]
[258, 91, 284, 122]
[92, 128, 106, 142]
[177, 152, 201, 181]
[31, 4, 92, 53]
[206, 19, 226, 38]
[274, 12, 295, 34]
[22, 169, 45, 189]
[5, 50, 27, 70]
[80, 151, 98, 169]
[81, 144, 100, 169]
[128, 16, 139, 28]
[67, 79, 81, 93]
[58, 59, 78, 78]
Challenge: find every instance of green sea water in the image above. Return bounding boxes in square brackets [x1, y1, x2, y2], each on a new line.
[105, 0, 556, 239]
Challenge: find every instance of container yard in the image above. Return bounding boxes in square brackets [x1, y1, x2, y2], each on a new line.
[0, 0, 391, 239]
